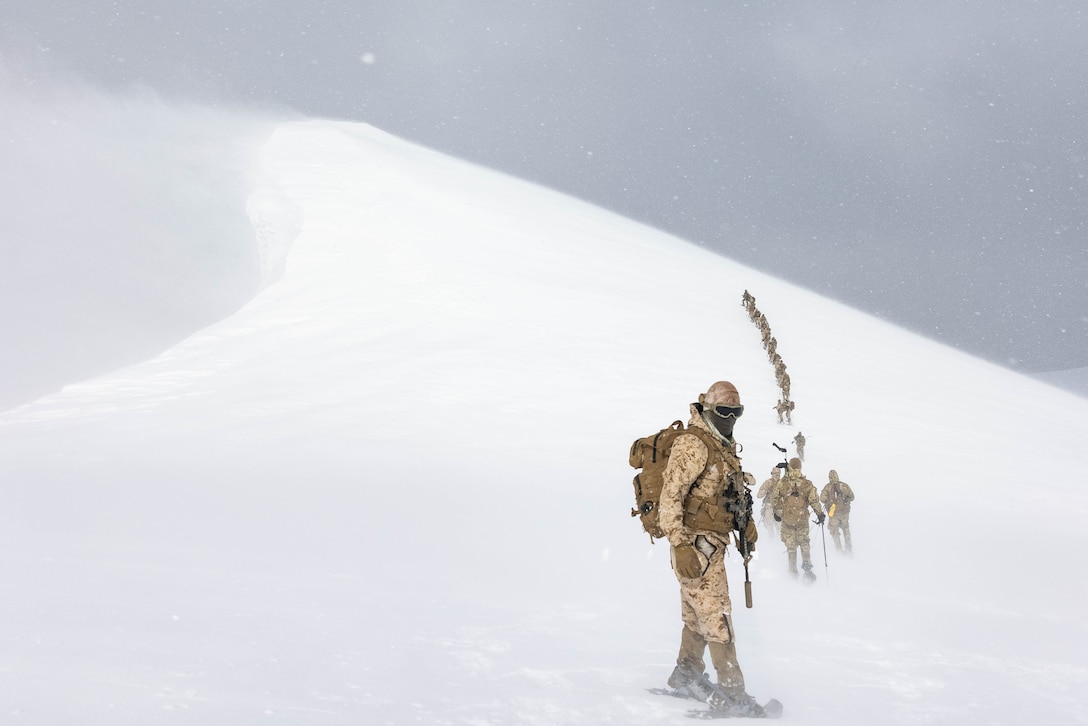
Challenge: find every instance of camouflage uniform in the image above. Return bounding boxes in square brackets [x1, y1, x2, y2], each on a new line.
[820, 470, 855, 553]
[777, 371, 791, 401]
[771, 460, 823, 575]
[756, 469, 780, 537]
[792, 431, 805, 461]
[773, 399, 793, 425]
[659, 391, 757, 703]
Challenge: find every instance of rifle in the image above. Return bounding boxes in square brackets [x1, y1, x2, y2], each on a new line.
[772, 442, 789, 471]
[768, 442, 790, 525]
[728, 471, 756, 608]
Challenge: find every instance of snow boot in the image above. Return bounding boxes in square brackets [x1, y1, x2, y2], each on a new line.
[667, 664, 701, 693]
[801, 562, 816, 584]
[708, 641, 746, 696]
[668, 626, 710, 698]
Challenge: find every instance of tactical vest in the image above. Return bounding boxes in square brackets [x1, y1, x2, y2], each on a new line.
[629, 421, 743, 541]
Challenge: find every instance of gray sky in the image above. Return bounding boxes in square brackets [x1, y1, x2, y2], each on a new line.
[3, 0, 1087, 371]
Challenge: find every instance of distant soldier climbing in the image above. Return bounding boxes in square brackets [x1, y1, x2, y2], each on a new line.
[756, 467, 781, 537]
[820, 470, 855, 554]
[773, 358, 787, 382]
[773, 399, 794, 425]
[792, 431, 806, 461]
[777, 370, 791, 401]
[772, 458, 824, 581]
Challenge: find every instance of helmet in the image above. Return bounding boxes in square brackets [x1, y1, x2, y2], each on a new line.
[698, 381, 742, 439]
[829, 469, 839, 481]
[701, 380, 741, 407]
[789, 457, 802, 470]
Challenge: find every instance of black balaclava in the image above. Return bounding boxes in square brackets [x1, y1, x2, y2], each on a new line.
[702, 403, 743, 440]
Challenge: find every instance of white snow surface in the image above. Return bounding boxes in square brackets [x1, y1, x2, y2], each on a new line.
[2, 117, 1087, 725]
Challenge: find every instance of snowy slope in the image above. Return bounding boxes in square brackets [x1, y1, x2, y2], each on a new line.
[1032, 366, 1088, 399]
[1, 118, 1086, 725]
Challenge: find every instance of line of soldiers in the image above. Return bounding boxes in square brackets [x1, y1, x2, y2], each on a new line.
[740, 291, 856, 582]
[755, 459, 856, 581]
[740, 290, 793, 424]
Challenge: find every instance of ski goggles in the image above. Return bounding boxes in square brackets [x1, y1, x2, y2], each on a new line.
[707, 404, 744, 419]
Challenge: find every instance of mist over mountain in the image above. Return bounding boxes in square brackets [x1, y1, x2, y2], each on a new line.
[2, 1, 1086, 376]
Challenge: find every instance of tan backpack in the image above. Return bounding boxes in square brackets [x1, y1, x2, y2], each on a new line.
[628, 421, 727, 541]
[780, 473, 810, 527]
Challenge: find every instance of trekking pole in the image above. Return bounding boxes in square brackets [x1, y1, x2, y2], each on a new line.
[818, 515, 829, 587]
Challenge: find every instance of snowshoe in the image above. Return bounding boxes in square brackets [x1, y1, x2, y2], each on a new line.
[661, 666, 784, 718]
[687, 695, 784, 719]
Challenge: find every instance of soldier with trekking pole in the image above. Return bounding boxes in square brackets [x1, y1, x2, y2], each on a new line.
[770, 448, 825, 583]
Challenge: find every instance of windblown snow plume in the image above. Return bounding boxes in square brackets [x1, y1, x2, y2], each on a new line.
[0, 73, 285, 409]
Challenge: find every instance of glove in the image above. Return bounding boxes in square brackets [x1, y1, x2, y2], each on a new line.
[814, 513, 826, 525]
[673, 544, 704, 579]
[773, 513, 782, 522]
[745, 518, 759, 546]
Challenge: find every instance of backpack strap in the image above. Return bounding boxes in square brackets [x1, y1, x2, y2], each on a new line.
[680, 426, 728, 489]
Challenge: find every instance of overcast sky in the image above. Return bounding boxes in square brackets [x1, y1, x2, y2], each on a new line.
[3, 0, 1086, 371]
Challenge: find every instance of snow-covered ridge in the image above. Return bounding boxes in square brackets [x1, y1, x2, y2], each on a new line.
[1, 116, 1086, 725]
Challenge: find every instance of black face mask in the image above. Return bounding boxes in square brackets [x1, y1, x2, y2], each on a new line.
[709, 415, 735, 439]
[701, 403, 742, 439]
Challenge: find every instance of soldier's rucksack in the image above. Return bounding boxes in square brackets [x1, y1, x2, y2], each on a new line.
[628, 420, 722, 541]
[780, 474, 809, 527]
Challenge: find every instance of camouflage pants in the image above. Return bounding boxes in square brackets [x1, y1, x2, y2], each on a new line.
[672, 535, 735, 644]
[760, 502, 779, 538]
[779, 523, 812, 570]
[829, 514, 852, 551]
